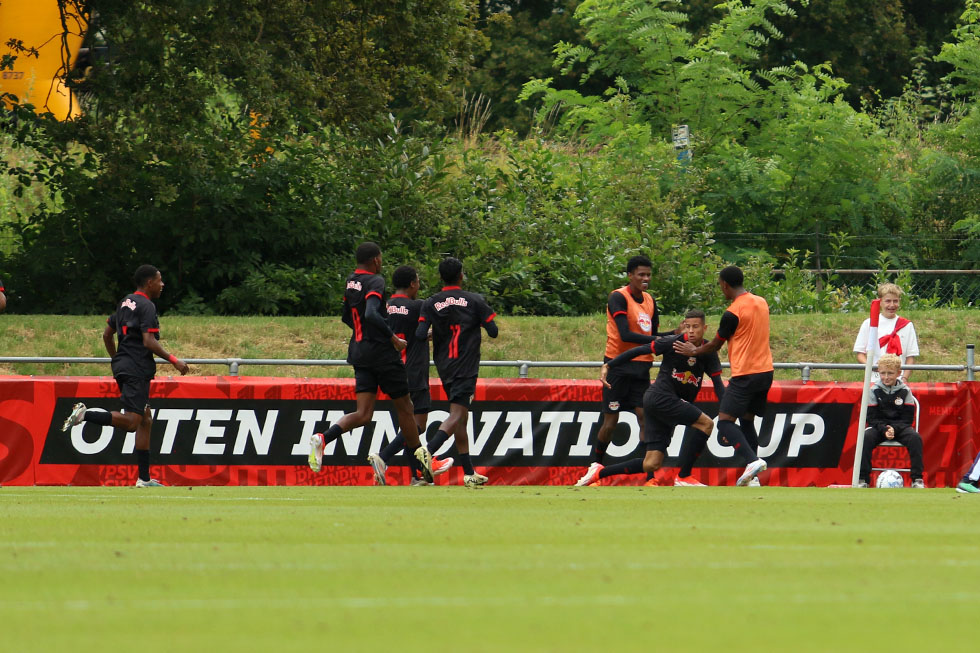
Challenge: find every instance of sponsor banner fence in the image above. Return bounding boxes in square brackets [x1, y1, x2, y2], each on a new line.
[0, 376, 975, 487]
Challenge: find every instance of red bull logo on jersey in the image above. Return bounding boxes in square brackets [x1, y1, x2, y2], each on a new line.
[435, 296, 468, 311]
[387, 305, 409, 316]
[637, 312, 652, 333]
[671, 368, 702, 387]
[346, 280, 363, 291]
[121, 298, 137, 311]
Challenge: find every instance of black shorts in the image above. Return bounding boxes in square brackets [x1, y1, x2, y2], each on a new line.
[116, 375, 152, 414]
[443, 376, 477, 408]
[643, 389, 705, 452]
[719, 371, 773, 418]
[353, 360, 409, 399]
[601, 369, 649, 414]
[410, 388, 431, 415]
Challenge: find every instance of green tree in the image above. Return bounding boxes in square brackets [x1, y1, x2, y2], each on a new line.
[1, 0, 482, 313]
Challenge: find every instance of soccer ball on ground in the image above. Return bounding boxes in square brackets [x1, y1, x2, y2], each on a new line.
[875, 469, 905, 488]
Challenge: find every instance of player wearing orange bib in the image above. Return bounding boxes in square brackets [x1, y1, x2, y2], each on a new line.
[674, 266, 770, 486]
[584, 255, 677, 475]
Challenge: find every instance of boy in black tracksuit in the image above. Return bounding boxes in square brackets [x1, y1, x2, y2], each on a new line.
[859, 353, 924, 488]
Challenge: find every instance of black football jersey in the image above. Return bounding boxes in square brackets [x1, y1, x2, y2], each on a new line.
[341, 269, 397, 366]
[419, 286, 496, 382]
[651, 334, 722, 403]
[107, 291, 160, 379]
[387, 294, 429, 391]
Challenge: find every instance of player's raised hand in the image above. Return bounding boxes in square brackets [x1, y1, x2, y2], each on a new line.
[599, 363, 613, 389]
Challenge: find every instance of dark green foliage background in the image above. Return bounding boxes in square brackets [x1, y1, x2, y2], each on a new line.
[3, 0, 980, 316]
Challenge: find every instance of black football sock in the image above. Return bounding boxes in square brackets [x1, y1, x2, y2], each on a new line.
[426, 429, 451, 455]
[739, 418, 760, 452]
[593, 440, 609, 465]
[320, 424, 343, 445]
[598, 458, 644, 479]
[458, 453, 475, 475]
[718, 420, 756, 463]
[678, 428, 709, 477]
[136, 449, 150, 481]
[84, 410, 112, 426]
[379, 432, 405, 463]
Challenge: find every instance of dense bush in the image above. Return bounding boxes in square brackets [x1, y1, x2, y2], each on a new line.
[4, 0, 980, 316]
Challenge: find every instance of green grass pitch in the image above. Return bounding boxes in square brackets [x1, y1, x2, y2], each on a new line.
[2, 485, 977, 652]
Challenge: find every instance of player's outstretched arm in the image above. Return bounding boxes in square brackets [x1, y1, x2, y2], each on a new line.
[141, 331, 189, 375]
[674, 334, 724, 357]
[607, 344, 654, 369]
[613, 314, 655, 345]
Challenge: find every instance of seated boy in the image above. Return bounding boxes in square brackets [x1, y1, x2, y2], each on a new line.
[858, 353, 925, 488]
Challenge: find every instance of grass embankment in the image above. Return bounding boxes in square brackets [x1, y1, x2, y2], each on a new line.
[1, 486, 977, 652]
[0, 310, 976, 381]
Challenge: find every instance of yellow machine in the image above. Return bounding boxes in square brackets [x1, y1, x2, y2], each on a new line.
[0, 0, 86, 120]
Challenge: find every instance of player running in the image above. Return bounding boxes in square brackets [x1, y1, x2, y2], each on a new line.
[415, 257, 498, 487]
[365, 265, 454, 486]
[587, 255, 678, 473]
[673, 266, 770, 486]
[308, 243, 434, 483]
[62, 264, 189, 487]
[576, 310, 725, 487]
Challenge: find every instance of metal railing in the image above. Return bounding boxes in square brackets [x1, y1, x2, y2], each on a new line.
[0, 344, 977, 381]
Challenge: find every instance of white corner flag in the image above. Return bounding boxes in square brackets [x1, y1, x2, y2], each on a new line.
[851, 299, 881, 486]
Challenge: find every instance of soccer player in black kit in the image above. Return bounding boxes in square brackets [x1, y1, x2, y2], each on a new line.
[365, 265, 454, 485]
[577, 310, 725, 487]
[62, 265, 189, 487]
[415, 257, 498, 487]
[308, 243, 434, 483]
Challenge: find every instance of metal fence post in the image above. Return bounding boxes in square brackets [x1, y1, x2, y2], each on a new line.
[968, 345, 975, 382]
[519, 362, 529, 378]
[229, 360, 240, 376]
[801, 365, 811, 384]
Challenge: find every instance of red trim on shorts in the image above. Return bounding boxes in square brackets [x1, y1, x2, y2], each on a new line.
[710, 370, 722, 377]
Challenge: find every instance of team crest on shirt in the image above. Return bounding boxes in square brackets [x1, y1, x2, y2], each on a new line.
[608, 401, 620, 411]
[121, 298, 137, 310]
[637, 312, 652, 333]
[895, 397, 904, 406]
[687, 357, 697, 367]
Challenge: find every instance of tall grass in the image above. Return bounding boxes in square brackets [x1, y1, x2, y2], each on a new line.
[0, 310, 975, 382]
